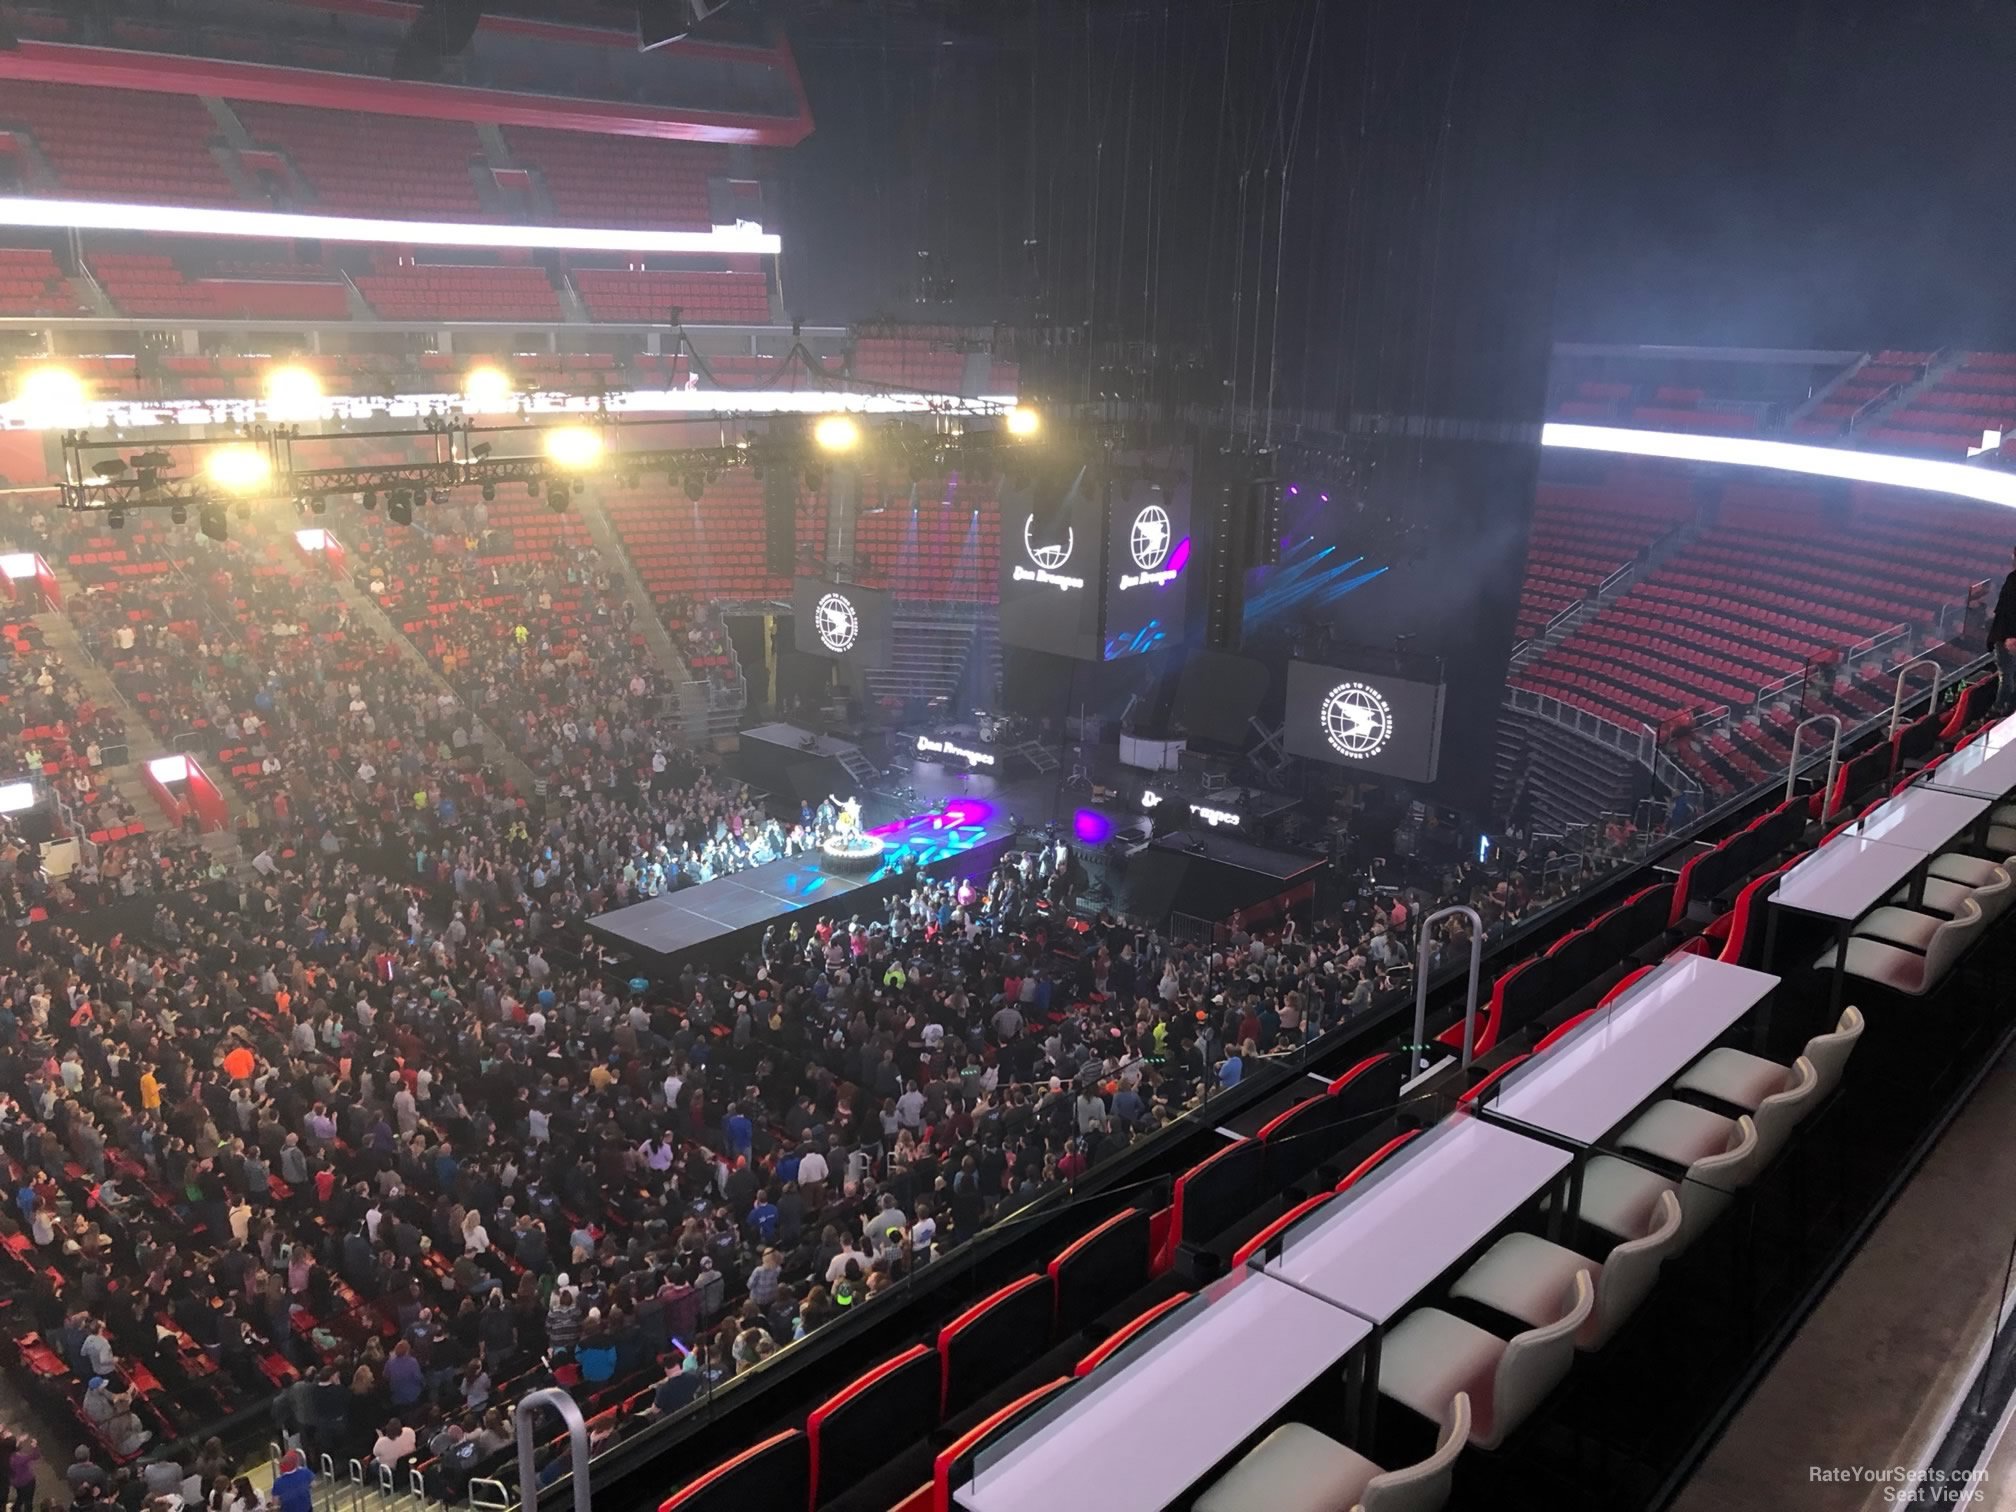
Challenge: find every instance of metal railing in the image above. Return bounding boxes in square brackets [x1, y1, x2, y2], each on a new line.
[1785, 713, 1844, 818]
[516, 1387, 591, 1512]
[1412, 905, 1483, 1072]
[1889, 657, 1944, 736]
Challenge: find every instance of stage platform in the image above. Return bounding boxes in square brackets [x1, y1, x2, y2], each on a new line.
[586, 800, 1019, 972]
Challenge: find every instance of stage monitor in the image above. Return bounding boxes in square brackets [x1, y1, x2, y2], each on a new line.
[1284, 657, 1448, 783]
[1102, 475, 1193, 660]
[791, 577, 892, 663]
[998, 462, 1106, 661]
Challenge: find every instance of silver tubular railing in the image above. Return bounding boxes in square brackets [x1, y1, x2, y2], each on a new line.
[1412, 905, 1485, 1072]
[1889, 657, 1943, 737]
[515, 1387, 591, 1512]
[1785, 713, 1844, 818]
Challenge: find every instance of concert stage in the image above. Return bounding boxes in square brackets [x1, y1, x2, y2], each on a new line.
[585, 800, 1019, 973]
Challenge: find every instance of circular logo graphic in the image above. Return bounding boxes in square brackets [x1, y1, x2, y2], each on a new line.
[814, 592, 859, 654]
[1320, 681, 1394, 761]
[1023, 514, 1075, 571]
[1129, 504, 1172, 571]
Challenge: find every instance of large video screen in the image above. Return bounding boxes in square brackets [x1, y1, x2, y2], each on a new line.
[1284, 657, 1448, 783]
[998, 463, 1106, 660]
[791, 577, 893, 664]
[1102, 475, 1192, 660]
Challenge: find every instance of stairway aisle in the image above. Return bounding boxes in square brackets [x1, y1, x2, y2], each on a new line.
[572, 491, 692, 685]
[314, 562, 542, 800]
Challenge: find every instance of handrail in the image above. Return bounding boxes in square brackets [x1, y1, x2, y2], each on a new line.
[1785, 713, 1843, 815]
[1888, 657, 1943, 737]
[1412, 905, 1484, 1072]
[515, 1386, 591, 1512]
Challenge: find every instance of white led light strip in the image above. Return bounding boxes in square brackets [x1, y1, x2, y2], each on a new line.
[0, 196, 780, 255]
[1542, 421, 2016, 510]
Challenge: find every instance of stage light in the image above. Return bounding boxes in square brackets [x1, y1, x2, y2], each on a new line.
[388, 490, 413, 526]
[106, 509, 124, 530]
[463, 367, 513, 411]
[813, 414, 861, 454]
[170, 503, 187, 525]
[310, 495, 327, 515]
[547, 483, 571, 514]
[18, 365, 86, 428]
[361, 490, 378, 512]
[92, 459, 128, 480]
[1005, 405, 1041, 439]
[481, 482, 496, 502]
[544, 425, 604, 470]
[205, 445, 272, 494]
[682, 474, 705, 502]
[1072, 809, 1114, 844]
[263, 365, 323, 419]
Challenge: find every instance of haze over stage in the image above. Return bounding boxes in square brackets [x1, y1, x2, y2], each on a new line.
[585, 801, 1017, 970]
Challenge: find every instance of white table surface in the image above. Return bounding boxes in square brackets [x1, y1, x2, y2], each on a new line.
[951, 1268, 1370, 1512]
[1843, 786, 1992, 853]
[1259, 1112, 1573, 1324]
[1771, 832, 1931, 923]
[1479, 956, 1780, 1144]
[1921, 722, 2016, 799]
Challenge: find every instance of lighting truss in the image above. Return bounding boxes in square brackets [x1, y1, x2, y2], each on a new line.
[54, 411, 1037, 517]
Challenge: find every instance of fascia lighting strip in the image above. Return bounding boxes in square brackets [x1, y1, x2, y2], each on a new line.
[0, 196, 780, 255]
[1542, 422, 2016, 510]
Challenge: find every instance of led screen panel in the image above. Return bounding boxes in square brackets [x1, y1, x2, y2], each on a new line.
[1102, 475, 1193, 660]
[791, 577, 893, 663]
[998, 463, 1106, 660]
[1283, 657, 1447, 782]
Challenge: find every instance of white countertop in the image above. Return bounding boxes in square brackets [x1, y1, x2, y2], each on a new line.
[1259, 1112, 1573, 1324]
[1772, 832, 1930, 923]
[1843, 786, 1992, 853]
[951, 1268, 1371, 1512]
[1480, 955, 1780, 1144]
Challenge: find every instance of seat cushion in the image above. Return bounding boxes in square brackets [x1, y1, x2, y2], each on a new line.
[1853, 906, 1945, 952]
[1194, 1423, 1381, 1512]
[1931, 853, 2003, 889]
[1377, 1307, 1506, 1432]
[1674, 1047, 1791, 1112]
[1617, 1099, 1736, 1169]
[1820, 936, 1932, 994]
[1450, 1232, 1602, 1335]
[1568, 1154, 1677, 1242]
[1888, 876, 1978, 920]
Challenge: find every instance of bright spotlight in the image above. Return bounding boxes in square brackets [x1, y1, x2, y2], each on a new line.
[543, 425, 604, 470]
[205, 444, 273, 493]
[463, 367, 513, 411]
[813, 414, 861, 454]
[1005, 405, 1041, 438]
[17, 366, 86, 428]
[263, 365, 323, 419]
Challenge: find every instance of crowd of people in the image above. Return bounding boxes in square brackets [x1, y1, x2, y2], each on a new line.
[0, 498, 1612, 1512]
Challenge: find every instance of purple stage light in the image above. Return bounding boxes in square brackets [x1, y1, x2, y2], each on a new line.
[1072, 809, 1113, 844]
[1168, 537, 1192, 573]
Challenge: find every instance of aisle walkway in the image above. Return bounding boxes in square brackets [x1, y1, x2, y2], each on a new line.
[1673, 1040, 2016, 1512]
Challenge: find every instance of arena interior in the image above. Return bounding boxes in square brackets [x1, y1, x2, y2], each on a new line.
[1, 2, 2016, 1511]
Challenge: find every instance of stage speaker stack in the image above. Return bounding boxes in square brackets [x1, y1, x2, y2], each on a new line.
[1204, 481, 1250, 652]
[764, 464, 798, 577]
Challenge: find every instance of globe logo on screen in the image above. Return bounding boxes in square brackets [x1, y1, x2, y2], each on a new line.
[1320, 681, 1394, 760]
[1023, 514, 1075, 571]
[814, 593, 860, 654]
[1129, 504, 1172, 571]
